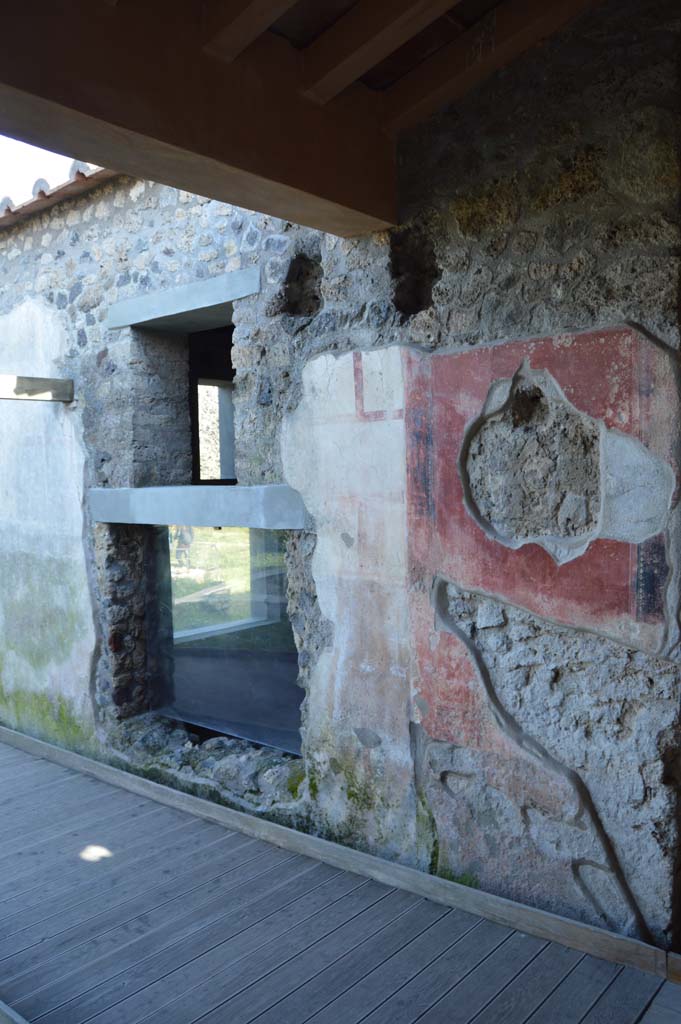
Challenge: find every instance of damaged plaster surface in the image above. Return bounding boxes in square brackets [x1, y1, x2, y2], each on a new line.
[464, 363, 602, 561]
[409, 327, 681, 660]
[462, 359, 675, 565]
[425, 581, 675, 943]
[0, 299, 96, 748]
[282, 338, 680, 941]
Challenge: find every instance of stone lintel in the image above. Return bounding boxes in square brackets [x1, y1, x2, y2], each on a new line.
[105, 268, 260, 333]
[88, 483, 310, 529]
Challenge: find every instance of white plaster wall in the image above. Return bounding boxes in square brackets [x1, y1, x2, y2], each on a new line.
[0, 299, 96, 742]
[282, 348, 423, 862]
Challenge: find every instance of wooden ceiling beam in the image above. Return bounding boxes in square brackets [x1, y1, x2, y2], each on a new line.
[0, 4, 396, 236]
[302, 0, 463, 104]
[383, 0, 598, 132]
[204, 0, 300, 63]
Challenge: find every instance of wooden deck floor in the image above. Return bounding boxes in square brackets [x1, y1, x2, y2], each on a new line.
[0, 738, 679, 1024]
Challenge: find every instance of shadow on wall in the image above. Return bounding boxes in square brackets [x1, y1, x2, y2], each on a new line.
[389, 225, 440, 321]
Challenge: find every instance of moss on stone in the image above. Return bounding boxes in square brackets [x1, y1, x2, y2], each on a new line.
[438, 868, 480, 889]
[307, 765, 320, 801]
[0, 677, 94, 754]
[341, 764, 375, 812]
[286, 762, 306, 799]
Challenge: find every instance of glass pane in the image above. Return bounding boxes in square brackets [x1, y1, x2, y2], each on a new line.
[164, 526, 301, 754]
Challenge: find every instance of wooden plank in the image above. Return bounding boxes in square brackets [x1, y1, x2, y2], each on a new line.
[22, 867, 362, 1024]
[0, 777, 128, 842]
[359, 919, 512, 1024]
[3, 847, 300, 1000]
[41, 859, 342, 1024]
[302, 0, 463, 104]
[0, 832, 256, 958]
[0, 746, 34, 767]
[0, 725, 666, 980]
[523, 955, 621, 1023]
[0, 375, 73, 402]
[410, 931, 546, 1022]
[0, 833, 268, 974]
[580, 966, 663, 1023]
[254, 900, 479, 1024]
[0, 790, 148, 862]
[0, 798, 159, 883]
[132, 879, 390, 1024]
[201, 896, 454, 1024]
[652, 983, 681, 1013]
[0, 6, 395, 236]
[467, 942, 582, 1022]
[0, 820, 256, 941]
[640, 1007, 681, 1024]
[0, 999, 29, 1024]
[204, 0, 300, 63]
[0, 749, 51, 773]
[668, 956, 681, 985]
[0, 816, 197, 917]
[0, 759, 72, 794]
[383, 0, 599, 132]
[304, 910, 483, 1024]
[0, 763, 80, 796]
[0, 806, 196, 904]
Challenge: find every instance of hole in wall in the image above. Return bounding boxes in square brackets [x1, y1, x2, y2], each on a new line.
[282, 253, 323, 316]
[389, 225, 440, 320]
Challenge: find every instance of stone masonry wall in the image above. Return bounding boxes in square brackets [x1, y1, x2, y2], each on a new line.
[0, 0, 678, 945]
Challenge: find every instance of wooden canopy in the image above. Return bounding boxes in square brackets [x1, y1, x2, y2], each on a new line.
[0, 0, 596, 235]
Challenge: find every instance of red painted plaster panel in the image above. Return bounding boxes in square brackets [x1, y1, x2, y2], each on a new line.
[404, 328, 680, 659]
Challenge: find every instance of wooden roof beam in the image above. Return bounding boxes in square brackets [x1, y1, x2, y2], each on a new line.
[302, 0, 464, 104]
[204, 0, 300, 63]
[0, 4, 396, 236]
[384, 0, 598, 132]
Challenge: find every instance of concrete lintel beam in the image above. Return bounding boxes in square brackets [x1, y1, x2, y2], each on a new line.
[88, 484, 310, 530]
[0, 375, 74, 402]
[106, 267, 260, 333]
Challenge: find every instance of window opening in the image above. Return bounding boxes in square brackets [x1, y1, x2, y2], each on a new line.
[159, 525, 302, 755]
[188, 326, 236, 484]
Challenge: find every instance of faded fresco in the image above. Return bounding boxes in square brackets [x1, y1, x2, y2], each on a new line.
[283, 328, 681, 942]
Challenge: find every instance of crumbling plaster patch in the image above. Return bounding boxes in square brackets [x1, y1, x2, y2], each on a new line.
[461, 359, 675, 565]
[419, 581, 679, 941]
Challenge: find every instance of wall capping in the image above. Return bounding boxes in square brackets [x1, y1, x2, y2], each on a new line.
[105, 267, 260, 333]
[88, 483, 310, 529]
[0, 724, 673, 983]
